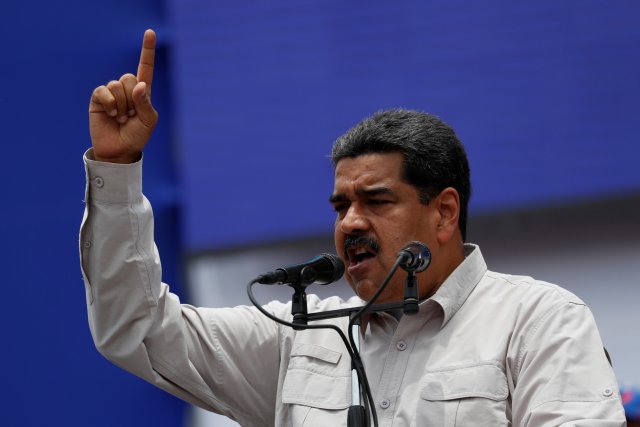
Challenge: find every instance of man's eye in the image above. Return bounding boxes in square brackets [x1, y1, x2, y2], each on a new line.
[370, 200, 391, 205]
[333, 204, 348, 213]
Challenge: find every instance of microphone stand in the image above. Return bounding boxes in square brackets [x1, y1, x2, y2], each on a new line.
[347, 314, 366, 426]
[274, 273, 370, 426]
[403, 270, 419, 314]
[248, 244, 431, 427]
[294, 273, 424, 426]
[249, 288, 414, 427]
[290, 285, 308, 330]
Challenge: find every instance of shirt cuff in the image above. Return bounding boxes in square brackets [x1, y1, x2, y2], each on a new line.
[83, 148, 143, 204]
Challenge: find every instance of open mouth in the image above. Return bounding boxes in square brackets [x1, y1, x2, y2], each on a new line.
[344, 235, 380, 268]
[347, 246, 377, 266]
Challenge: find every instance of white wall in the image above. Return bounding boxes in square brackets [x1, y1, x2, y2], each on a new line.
[186, 194, 640, 426]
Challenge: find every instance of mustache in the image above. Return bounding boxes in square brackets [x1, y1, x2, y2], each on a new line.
[343, 235, 381, 259]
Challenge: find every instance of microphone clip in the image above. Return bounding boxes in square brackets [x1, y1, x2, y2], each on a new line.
[403, 271, 419, 315]
[397, 241, 432, 314]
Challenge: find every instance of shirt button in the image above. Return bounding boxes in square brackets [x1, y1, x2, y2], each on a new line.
[603, 387, 614, 397]
[396, 340, 407, 351]
[83, 241, 91, 249]
[379, 399, 390, 409]
[94, 177, 104, 188]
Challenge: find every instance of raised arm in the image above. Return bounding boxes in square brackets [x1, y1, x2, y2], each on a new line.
[81, 30, 282, 426]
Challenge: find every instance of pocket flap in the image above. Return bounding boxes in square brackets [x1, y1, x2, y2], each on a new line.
[421, 361, 508, 401]
[290, 343, 342, 364]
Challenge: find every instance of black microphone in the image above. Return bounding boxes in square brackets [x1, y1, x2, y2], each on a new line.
[256, 253, 345, 285]
[397, 241, 431, 273]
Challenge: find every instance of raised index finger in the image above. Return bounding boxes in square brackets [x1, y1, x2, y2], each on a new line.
[137, 29, 156, 96]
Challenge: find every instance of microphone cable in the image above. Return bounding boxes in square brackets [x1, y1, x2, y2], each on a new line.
[247, 243, 429, 425]
[345, 255, 405, 424]
[247, 279, 379, 427]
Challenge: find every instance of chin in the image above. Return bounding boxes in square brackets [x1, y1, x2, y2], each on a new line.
[352, 281, 374, 301]
[356, 282, 405, 304]
[353, 281, 385, 302]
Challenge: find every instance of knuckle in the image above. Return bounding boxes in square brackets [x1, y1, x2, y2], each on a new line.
[91, 86, 114, 105]
[106, 80, 121, 90]
[92, 85, 105, 98]
[120, 73, 137, 84]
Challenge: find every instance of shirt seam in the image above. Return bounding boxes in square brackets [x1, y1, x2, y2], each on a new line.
[90, 196, 143, 206]
[529, 394, 622, 413]
[485, 272, 586, 305]
[285, 366, 351, 379]
[513, 299, 581, 379]
[514, 301, 561, 376]
[484, 272, 585, 381]
[130, 202, 158, 309]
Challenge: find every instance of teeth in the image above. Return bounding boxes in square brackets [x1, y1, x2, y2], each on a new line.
[355, 248, 368, 255]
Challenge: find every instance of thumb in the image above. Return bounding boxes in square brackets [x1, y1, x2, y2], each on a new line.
[132, 81, 157, 129]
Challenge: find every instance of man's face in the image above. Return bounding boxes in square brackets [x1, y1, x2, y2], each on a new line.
[331, 152, 439, 303]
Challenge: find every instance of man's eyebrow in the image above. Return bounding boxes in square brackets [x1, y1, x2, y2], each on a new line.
[329, 187, 394, 204]
[359, 187, 394, 197]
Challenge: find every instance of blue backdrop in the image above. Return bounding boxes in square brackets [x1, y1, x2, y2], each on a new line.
[2, 1, 639, 426]
[168, 0, 640, 250]
[1, 1, 184, 426]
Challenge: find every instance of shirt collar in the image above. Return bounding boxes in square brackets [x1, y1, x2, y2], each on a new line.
[428, 243, 487, 328]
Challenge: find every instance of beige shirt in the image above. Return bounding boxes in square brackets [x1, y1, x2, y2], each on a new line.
[80, 152, 626, 426]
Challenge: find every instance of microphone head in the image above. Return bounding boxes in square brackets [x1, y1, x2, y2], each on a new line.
[258, 253, 345, 285]
[398, 241, 431, 273]
[312, 253, 345, 285]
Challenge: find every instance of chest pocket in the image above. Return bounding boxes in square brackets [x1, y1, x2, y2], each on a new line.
[418, 361, 510, 427]
[282, 343, 351, 426]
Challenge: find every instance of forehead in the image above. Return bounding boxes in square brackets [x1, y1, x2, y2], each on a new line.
[333, 152, 405, 190]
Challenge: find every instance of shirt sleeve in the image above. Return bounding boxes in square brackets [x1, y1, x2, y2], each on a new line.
[510, 297, 626, 426]
[79, 149, 283, 426]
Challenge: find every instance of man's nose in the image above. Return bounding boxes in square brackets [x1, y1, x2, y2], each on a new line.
[340, 204, 370, 235]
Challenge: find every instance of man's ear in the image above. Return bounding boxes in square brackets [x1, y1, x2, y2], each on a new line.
[435, 187, 461, 243]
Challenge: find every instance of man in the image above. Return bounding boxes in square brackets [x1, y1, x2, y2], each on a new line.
[82, 30, 626, 425]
